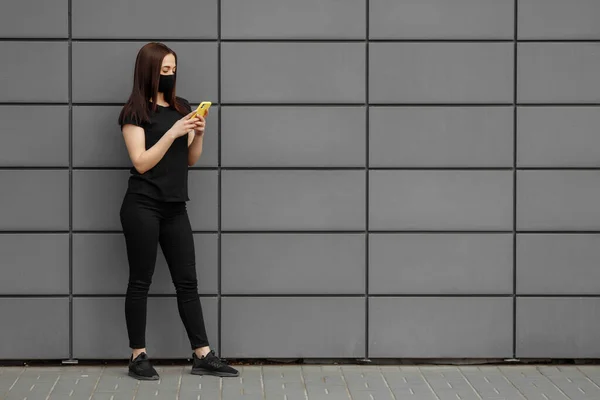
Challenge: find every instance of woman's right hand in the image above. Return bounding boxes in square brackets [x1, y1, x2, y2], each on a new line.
[168, 111, 199, 139]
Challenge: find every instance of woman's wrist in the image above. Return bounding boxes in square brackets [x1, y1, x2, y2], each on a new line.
[164, 129, 177, 142]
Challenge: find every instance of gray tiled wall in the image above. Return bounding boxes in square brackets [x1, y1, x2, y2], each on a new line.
[0, 0, 599, 360]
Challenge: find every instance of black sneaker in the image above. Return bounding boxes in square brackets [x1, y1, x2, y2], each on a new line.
[128, 352, 159, 380]
[191, 350, 239, 377]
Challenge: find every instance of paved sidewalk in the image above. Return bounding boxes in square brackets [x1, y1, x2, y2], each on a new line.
[2, 364, 600, 400]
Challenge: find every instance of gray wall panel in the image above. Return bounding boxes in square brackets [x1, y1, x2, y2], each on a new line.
[221, 171, 366, 231]
[517, 107, 600, 167]
[221, 0, 365, 39]
[0, 170, 69, 231]
[0, 0, 68, 38]
[370, 234, 513, 294]
[72, 106, 129, 168]
[370, 107, 513, 167]
[72, 170, 129, 231]
[517, 298, 600, 358]
[221, 234, 365, 294]
[0, 298, 69, 359]
[370, 0, 513, 39]
[519, 0, 600, 39]
[369, 297, 513, 358]
[73, 297, 218, 359]
[0, 42, 68, 102]
[0, 106, 69, 167]
[0, 234, 69, 294]
[370, 43, 513, 103]
[73, 105, 219, 168]
[517, 235, 600, 294]
[73, 233, 218, 295]
[518, 171, 600, 230]
[221, 297, 365, 358]
[370, 171, 513, 230]
[187, 171, 219, 231]
[72, 42, 218, 103]
[221, 106, 366, 167]
[221, 43, 366, 103]
[73, 0, 218, 39]
[518, 43, 600, 103]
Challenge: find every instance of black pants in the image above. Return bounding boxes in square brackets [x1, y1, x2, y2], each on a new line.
[120, 192, 209, 350]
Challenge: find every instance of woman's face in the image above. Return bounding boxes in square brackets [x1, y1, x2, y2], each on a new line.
[161, 54, 176, 75]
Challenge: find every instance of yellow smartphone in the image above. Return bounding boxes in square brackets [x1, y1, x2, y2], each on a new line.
[190, 101, 211, 119]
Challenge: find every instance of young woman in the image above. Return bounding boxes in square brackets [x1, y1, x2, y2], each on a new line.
[118, 42, 238, 380]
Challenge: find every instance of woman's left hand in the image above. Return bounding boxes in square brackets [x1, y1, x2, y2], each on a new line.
[193, 114, 206, 136]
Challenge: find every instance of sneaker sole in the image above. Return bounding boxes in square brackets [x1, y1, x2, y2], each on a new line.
[191, 368, 239, 377]
[128, 371, 160, 381]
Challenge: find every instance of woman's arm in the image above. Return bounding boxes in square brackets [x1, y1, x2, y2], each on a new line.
[187, 113, 206, 166]
[123, 112, 196, 174]
[187, 131, 204, 166]
[122, 124, 177, 174]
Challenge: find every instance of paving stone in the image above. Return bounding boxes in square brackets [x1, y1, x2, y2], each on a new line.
[89, 394, 138, 400]
[390, 387, 438, 400]
[48, 396, 86, 400]
[265, 395, 307, 400]
[178, 392, 221, 400]
[306, 384, 351, 398]
[5, 393, 56, 400]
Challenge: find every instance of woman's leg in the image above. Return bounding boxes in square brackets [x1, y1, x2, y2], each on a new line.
[120, 193, 161, 354]
[159, 204, 210, 351]
[159, 203, 239, 377]
[160, 205, 239, 377]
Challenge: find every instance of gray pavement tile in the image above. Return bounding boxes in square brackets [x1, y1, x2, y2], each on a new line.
[390, 387, 438, 400]
[21, 367, 64, 373]
[89, 394, 137, 400]
[135, 387, 181, 398]
[303, 371, 345, 386]
[180, 374, 223, 390]
[306, 395, 351, 400]
[5, 379, 57, 396]
[306, 384, 351, 397]
[0, 367, 25, 373]
[178, 390, 221, 399]
[0, 379, 20, 395]
[5, 394, 56, 400]
[264, 380, 306, 391]
[265, 395, 307, 400]
[94, 375, 138, 391]
[48, 396, 86, 400]
[15, 371, 61, 384]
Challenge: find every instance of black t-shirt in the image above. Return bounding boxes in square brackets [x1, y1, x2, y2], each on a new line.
[119, 97, 192, 202]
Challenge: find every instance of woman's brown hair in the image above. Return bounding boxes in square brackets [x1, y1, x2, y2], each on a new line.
[118, 42, 188, 126]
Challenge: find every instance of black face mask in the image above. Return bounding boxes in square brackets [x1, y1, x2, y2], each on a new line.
[158, 74, 175, 93]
